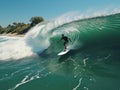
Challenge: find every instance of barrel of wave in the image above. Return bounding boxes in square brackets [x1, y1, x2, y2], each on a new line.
[51, 29, 82, 52]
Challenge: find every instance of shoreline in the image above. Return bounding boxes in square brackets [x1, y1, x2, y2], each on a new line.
[0, 33, 25, 37]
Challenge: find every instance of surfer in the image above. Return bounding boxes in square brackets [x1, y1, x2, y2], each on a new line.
[59, 34, 71, 51]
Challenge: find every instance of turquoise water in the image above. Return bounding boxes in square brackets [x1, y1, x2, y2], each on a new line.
[0, 13, 120, 90]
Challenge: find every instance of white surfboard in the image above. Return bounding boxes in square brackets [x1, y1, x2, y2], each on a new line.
[57, 49, 69, 56]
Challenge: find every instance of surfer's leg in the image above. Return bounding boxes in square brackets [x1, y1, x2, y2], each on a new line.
[64, 42, 66, 51]
[64, 42, 67, 51]
[65, 44, 67, 50]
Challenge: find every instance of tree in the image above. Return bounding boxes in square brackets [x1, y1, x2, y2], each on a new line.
[30, 16, 44, 26]
[0, 16, 44, 34]
[0, 25, 2, 29]
[0, 25, 3, 33]
[13, 22, 17, 26]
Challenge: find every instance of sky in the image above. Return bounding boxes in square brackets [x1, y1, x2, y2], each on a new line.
[0, 0, 120, 27]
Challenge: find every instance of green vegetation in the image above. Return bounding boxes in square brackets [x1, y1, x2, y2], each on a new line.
[0, 16, 44, 35]
[30, 16, 44, 26]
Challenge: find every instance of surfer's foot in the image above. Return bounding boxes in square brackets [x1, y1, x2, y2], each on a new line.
[64, 49, 67, 51]
[64, 46, 67, 51]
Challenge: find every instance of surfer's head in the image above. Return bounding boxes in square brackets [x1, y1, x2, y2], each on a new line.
[62, 34, 64, 37]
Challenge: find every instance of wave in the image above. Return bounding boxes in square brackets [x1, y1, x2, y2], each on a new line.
[25, 12, 120, 54]
[0, 11, 120, 60]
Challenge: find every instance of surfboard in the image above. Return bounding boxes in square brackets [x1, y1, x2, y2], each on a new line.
[57, 49, 69, 56]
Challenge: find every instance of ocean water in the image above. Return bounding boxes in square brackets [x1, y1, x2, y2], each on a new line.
[0, 13, 120, 90]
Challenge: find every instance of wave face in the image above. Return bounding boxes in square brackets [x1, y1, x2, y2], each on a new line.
[0, 13, 120, 90]
[26, 13, 120, 56]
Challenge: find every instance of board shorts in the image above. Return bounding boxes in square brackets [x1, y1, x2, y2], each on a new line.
[64, 41, 68, 46]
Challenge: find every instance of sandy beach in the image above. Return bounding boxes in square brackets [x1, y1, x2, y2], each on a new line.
[0, 33, 25, 37]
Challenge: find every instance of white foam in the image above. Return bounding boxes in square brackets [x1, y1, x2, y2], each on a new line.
[0, 36, 34, 60]
[73, 78, 82, 90]
[25, 24, 50, 53]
